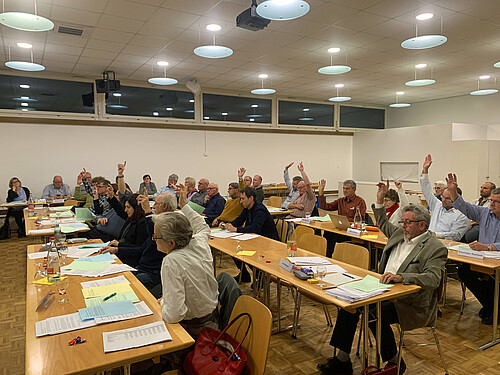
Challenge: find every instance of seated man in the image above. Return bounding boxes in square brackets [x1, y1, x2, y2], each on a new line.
[318, 179, 367, 257]
[223, 187, 279, 282]
[90, 177, 113, 215]
[282, 162, 302, 209]
[317, 182, 447, 375]
[99, 193, 177, 297]
[420, 155, 470, 241]
[434, 180, 446, 201]
[41, 175, 71, 199]
[202, 183, 226, 226]
[463, 181, 496, 243]
[212, 183, 243, 227]
[154, 174, 178, 197]
[288, 162, 316, 218]
[74, 170, 93, 208]
[447, 174, 500, 325]
[189, 178, 209, 207]
[253, 174, 265, 203]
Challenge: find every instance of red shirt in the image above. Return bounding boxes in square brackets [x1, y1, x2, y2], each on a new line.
[318, 194, 367, 222]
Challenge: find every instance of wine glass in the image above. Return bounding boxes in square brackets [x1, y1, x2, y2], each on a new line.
[56, 278, 69, 303]
[59, 244, 68, 266]
[34, 263, 46, 281]
[235, 240, 242, 253]
[317, 266, 327, 287]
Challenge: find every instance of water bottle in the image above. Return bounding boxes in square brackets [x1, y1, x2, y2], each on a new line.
[54, 224, 62, 245]
[354, 206, 362, 230]
[28, 194, 35, 217]
[46, 237, 61, 283]
[287, 229, 297, 257]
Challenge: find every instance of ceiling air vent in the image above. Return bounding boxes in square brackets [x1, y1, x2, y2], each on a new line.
[58, 25, 84, 36]
[51, 21, 93, 38]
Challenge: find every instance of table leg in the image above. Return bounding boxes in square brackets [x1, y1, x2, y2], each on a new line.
[478, 268, 500, 351]
[362, 305, 369, 369]
[252, 268, 258, 299]
[376, 302, 381, 369]
[291, 288, 302, 338]
[123, 364, 131, 375]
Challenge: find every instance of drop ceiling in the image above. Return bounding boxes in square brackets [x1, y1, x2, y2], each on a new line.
[1, 0, 500, 106]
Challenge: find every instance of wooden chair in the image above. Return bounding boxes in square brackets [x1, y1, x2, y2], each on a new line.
[332, 242, 370, 270]
[294, 225, 314, 242]
[274, 218, 289, 243]
[227, 295, 272, 375]
[64, 199, 79, 206]
[297, 233, 327, 256]
[267, 196, 282, 208]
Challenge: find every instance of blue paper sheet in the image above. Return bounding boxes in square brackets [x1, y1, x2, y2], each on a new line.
[78, 300, 137, 321]
[78, 241, 110, 249]
[78, 253, 114, 262]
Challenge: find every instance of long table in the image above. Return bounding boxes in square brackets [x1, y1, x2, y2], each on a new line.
[209, 235, 420, 368]
[24, 207, 90, 238]
[26, 243, 194, 375]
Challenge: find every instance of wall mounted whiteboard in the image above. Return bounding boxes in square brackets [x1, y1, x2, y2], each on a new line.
[380, 162, 419, 182]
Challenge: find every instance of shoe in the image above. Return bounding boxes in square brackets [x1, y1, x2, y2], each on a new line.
[386, 357, 406, 375]
[233, 273, 251, 283]
[478, 307, 486, 319]
[317, 357, 353, 375]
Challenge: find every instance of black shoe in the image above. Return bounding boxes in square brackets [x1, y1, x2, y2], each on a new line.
[478, 307, 486, 318]
[317, 357, 353, 375]
[387, 358, 406, 375]
[233, 273, 251, 283]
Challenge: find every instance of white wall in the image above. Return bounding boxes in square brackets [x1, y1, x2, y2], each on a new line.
[387, 94, 500, 128]
[0, 122, 353, 198]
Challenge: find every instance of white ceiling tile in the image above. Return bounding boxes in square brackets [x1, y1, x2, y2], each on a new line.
[115, 53, 151, 64]
[96, 15, 145, 33]
[44, 33, 87, 47]
[148, 8, 200, 28]
[90, 28, 134, 44]
[77, 56, 114, 66]
[53, 0, 109, 13]
[334, 11, 390, 32]
[160, 0, 220, 15]
[50, 5, 101, 27]
[44, 43, 83, 56]
[81, 48, 118, 60]
[103, 0, 157, 21]
[85, 39, 125, 53]
[137, 23, 184, 39]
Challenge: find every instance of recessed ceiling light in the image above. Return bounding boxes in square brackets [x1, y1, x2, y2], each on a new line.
[157, 61, 169, 66]
[0, 12, 54, 32]
[189, 99, 195, 103]
[19, 84, 30, 89]
[303, 108, 310, 112]
[206, 24, 221, 31]
[416, 13, 434, 21]
[328, 47, 340, 53]
[153, 112, 159, 116]
[16, 42, 32, 49]
[256, 0, 310, 21]
[396, 91, 405, 95]
[20, 96, 29, 100]
[335, 83, 344, 88]
[21, 102, 28, 106]
[204, 116, 210, 120]
[113, 92, 122, 97]
[415, 63, 427, 69]
[166, 107, 173, 111]
[249, 118, 255, 122]
[479, 75, 491, 80]
[258, 73, 268, 79]
[222, 112, 228, 116]
[251, 104, 259, 108]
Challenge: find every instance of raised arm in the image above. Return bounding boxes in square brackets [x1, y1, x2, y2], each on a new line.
[117, 161, 126, 194]
[182, 203, 210, 238]
[297, 162, 313, 194]
[374, 181, 399, 237]
[284, 162, 293, 190]
[395, 180, 410, 208]
[420, 154, 439, 211]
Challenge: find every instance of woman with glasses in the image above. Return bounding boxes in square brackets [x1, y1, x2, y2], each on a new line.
[0, 177, 30, 239]
[383, 180, 410, 226]
[139, 174, 157, 196]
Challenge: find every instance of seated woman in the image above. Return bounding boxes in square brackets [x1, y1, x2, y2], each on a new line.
[185, 176, 197, 202]
[0, 177, 30, 238]
[139, 174, 157, 196]
[153, 201, 218, 338]
[384, 180, 409, 225]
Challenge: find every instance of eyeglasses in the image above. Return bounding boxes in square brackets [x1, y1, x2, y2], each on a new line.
[152, 235, 163, 241]
[398, 220, 423, 226]
[96, 185, 107, 189]
[490, 199, 500, 205]
[207, 187, 216, 190]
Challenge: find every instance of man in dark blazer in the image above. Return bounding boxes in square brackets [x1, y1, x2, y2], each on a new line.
[318, 181, 448, 375]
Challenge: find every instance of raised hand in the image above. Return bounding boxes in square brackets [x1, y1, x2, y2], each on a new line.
[297, 162, 304, 172]
[318, 179, 326, 195]
[445, 173, 458, 190]
[395, 180, 403, 189]
[93, 186, 99, 200]
[422, 154, 432, 174]
[137, 194, 151, 214]
[285, 162, 294, 170]
[143, 186, 149, 197]
[376, 180, 389, 204]
[105, 185, 114, 199]
[238, 167, 246, 178]
[117, 161, 126, 176]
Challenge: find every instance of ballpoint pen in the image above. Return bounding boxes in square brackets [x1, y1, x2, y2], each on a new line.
[103, 292, 116, 301]
[342, 273, 355, 279]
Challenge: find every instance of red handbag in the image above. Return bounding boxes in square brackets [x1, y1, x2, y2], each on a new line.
[183, 313, 252, 375]
[361, 364, 397, 375]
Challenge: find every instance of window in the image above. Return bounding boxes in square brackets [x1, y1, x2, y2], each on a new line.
[0, 74, 94, 114]
[340, 105, 385, 129]
[203, 94, 271, 123]
[279, 100, 334, 127]
[106, 86, 194, 118]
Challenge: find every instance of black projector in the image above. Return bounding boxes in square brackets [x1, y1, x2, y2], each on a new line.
[236, 7, 270, 31]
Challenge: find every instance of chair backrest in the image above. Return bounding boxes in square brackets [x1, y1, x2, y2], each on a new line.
[332, 242, 370, 269]
[294, 225, 314, 241]
[64, 199, 78, 206]
[297, 233, 327, 256]
[317, 208, 335, 217]
[267, 196, 282, 208]
[437, 268, 445, 303]
[274, 218, 289, 243]
[227, 295, 272, 375]
[216, 272, 242, 330]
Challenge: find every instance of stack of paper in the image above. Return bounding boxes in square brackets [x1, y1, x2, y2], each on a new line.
[80, 275, 129, 288]
[287, 256, 331, 266]
[103, 321, 172, 353]
[67, 247, 98, 258]
[322, 272, 362, 287]
[78, 301, 138, 321]
[60, 223, 89, 233]
[50, 206, 73, 211]
[346, 275, 393, 293]
[210, 229, 241, 239]
[325, 275, 391, 302]
[309, 215, 331, 222]
[61, 261, 135, 277]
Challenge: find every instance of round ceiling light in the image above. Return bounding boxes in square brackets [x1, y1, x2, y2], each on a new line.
[318, 65, 351, 75]
[494, 62, 500, 68]
[401, 35, 447, 49]
[329, 96, 351, 102]
[298, 117, 314, 121]
[107, 104, 128, 109]
[470, 89, 498, 96]
[13, 97, 37, 102]
[416, 13, 434, 21]
[405, 79, 436, 86]
[0, 12, 54, 31]
[251, 88, 276, 95]
[5, 61, 45, 71]
[389, 103, 411, 108]
[194, 45, 233, 59]
[206, 24, 221, 31]
[247, 114, 263, 118]
[148, 77, 178, 85]
[16, 42, 32, 49]
[20, 84, 30, 88]
[256, 0, 310, 21]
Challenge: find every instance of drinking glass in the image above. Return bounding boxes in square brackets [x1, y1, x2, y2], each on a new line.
[305, 212, 311, 219]
[56, 278, 69, 303]
[34, 263, 46, 281]
[235, 240, 242, 253]
[443, 237, 453, 250]
[59, 244, 68, 265]
[317, 266, 327, 287]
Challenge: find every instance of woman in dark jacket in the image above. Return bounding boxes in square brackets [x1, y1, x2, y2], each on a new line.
[1, 177, 30, 238]
[109, 193, 148, 250]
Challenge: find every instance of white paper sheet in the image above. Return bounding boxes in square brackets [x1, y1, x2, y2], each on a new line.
[102, 321, 172, 353]
[28, 252, 47, 260]
[67, 247, 97, 258]
[232, 233, 260, 241]
[287, 256, 331, 265]
[35, 312, 97, 337]
[28, 228, 54, 235]
[210, 232, 242, 239]
[80, 275, 130, 288]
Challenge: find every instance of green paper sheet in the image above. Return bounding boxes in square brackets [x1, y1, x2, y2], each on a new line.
[346, 274, 393, 292]
[60, 224, 88, 233]
[49, 211, 74, 218]
[50, 206, 73, 211]
[84, 291, 140, 307]
[65, 260, 110, 271]
[75, 207, 95, 221]
[187, 201, 205, 214]
[314, 215, 331, 222]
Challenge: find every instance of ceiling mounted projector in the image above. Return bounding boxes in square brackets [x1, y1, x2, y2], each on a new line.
[236, 1, 270, 31]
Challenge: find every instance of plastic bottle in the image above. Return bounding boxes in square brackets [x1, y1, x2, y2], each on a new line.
[46, 237, 61, 283]
[354, 206, 362, 230]
[28, 194, 35, 217]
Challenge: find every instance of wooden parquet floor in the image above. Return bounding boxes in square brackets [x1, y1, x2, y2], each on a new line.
[2, 238, 500, 375]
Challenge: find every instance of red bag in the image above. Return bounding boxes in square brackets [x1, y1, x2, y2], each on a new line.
[361, 364, 397, 375]
[183, 313, 252, 375]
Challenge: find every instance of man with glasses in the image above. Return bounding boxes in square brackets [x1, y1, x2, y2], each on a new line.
[212, 182, 243, 227]
[318, 181, 447, 375]
[462, 181, 497, 243]
[189, 178, 210, 207]
[420, 154, 470, 241]
[433, 181, 446, 201]
[287, 162, 315, 218]
[201, 183, 226, 226]
[41, 175, 72, 199]
[447, 173, 500, 325]
[282, 162, 302, 209]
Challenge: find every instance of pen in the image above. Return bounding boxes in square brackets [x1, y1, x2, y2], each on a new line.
[342, 273, 355, 279]
[103, 292, 116, 301]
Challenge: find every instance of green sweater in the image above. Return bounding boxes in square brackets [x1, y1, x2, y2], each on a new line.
[74, 186, 93, 208]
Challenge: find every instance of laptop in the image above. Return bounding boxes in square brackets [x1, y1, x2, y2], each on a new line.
[328, 213, 351, 230]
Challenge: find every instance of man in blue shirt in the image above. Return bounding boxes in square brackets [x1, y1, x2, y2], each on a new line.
[282, 162, 302, 209]
[447, 172, 500, 325]
[202, 183, 226, 226]
[153, 174, 178, 197]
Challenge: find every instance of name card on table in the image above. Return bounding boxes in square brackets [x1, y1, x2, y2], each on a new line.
[301, 218, 312, 224]
[457, 248, 484, 259]
[346, 228, 361, 236]
[279, 258, 293, 272]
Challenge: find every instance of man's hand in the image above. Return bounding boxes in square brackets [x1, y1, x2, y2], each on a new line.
[175, 183, 187, 207]
[137, 194, 151, 214]
[106, 185, 114, 199]
[469, 241, 490, 251]
[93, 186, 99, 200]
[376, 180, 389, 204]
[143, 186, 149, 197]
[395, 180, 403, 189]
[445, 173, 459, 201]
[238, 167, 246, 179]
[285, 162, 294, 170]
[54, 194, 63, 199]
[297, 161, 304, 172]
[77, 168, 87, 184]
[117, 161, 126, 176]
[224, 223, 237, 232]
[380, 272, 403, 284]
[422, 154, 432, 174]
[97, 217, 108, 226]
[109, 239, 119, 247]
[212, 218, 219, 227]
[98, 245, 118, 254]
[318, 179, 326, 195]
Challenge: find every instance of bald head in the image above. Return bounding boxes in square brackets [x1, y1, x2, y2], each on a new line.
[207, 183, 219, 197]
[53, 175, 63, 188]
[198, 178, 209, 192]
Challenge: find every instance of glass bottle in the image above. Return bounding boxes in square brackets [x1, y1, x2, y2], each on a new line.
[354, 206, 362, 230]
[46, 237, 61, 283]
